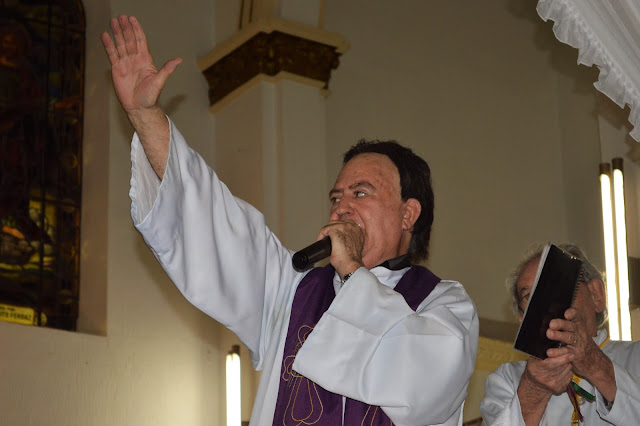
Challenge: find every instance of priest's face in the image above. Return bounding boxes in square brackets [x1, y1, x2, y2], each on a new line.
[329, 153, 414, 269]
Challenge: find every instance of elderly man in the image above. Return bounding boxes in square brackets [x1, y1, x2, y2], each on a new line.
[481, 243, 640, 425]
[103, 15, 478, 425]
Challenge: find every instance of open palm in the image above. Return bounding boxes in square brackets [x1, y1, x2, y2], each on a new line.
[102, 15, 182, 113]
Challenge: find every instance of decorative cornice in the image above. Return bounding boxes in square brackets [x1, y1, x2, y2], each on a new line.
[199, 17, 348, 110]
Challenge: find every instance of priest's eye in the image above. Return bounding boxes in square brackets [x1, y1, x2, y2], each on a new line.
[354, 191, 366, 198]
[330, 197, 341, 204]
[518, 293, 530, 312]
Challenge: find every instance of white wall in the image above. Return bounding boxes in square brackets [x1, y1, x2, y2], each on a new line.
[0, 0, 231, 425]
[322, 0, 602, 323]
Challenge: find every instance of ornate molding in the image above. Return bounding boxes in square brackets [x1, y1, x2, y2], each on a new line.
[199, 18, 348, 109]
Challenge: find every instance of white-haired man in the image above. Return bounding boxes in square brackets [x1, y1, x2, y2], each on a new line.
[481, 243, 640, 425]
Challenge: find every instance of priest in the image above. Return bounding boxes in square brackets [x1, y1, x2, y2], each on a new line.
[103, 14, 479, 425]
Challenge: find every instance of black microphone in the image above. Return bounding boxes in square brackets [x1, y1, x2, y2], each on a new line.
[292, 237, 331, 271]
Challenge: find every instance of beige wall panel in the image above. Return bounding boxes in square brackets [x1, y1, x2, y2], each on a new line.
[322, 0, 593, 325]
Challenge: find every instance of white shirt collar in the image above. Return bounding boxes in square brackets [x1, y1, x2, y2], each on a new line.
[332, 265, 411, 294]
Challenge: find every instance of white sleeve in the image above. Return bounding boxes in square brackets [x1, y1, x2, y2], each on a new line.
[595, 344, 640, 424]
[130, 119, 299, 368]
[480, 364, 527, 426]
[292, 267, 479, 425]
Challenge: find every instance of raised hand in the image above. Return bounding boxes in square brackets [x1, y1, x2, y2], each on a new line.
[102, 15, 181, 179]
[102, 15, 182, 114]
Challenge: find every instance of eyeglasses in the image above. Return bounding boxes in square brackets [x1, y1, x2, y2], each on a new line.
[517, 281, 583, 314]
[517, 293, 530, 314]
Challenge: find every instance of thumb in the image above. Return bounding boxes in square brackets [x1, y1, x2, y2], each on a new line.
[155, 57, 183, 86]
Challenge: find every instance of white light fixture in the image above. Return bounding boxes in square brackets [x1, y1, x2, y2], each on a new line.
[600, 163, 620, 340]
[599, 159, 631, 341]
[612, 159, 632, 341]
[226, 345, 241, 426]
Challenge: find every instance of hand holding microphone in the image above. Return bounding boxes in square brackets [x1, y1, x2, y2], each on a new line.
[291, 221, 365, 273]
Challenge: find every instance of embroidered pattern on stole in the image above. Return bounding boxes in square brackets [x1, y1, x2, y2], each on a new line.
[272, 264, 440, 425]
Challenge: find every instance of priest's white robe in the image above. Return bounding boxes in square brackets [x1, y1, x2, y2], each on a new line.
[130, 119, 479, 426]
[481, 329, 640, 425]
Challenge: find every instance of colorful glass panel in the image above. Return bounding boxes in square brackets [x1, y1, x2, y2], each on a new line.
[0, 0, 84, 330]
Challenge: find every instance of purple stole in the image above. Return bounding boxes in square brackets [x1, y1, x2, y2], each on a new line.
[272, 264, 440, 425]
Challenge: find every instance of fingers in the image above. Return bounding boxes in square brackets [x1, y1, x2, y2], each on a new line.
[548, 307, 590, 350]
[547, 316, 575, 346]
[526, 355, 573, 394]
[101, 32, 119, 65]
[119, 15, 138, 56]
[546, 346, 574, 360]
[542, 351, 573, 365]
[546, 328, 572, 346]
[320, 220, 361, 237]
[564, 307, 583, 322]
[108, 15, 140, 59]
[130, 16, 149, 56]
[548, 317, 575, 332]
[318, 220, 364, 275]
[317, 220, 360, 247]
[111, 17, 127, 58]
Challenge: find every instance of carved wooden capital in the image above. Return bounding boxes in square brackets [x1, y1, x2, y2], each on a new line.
[201, 30, 342, 107]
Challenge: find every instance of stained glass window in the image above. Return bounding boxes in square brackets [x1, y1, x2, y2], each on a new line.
[0, 0, 84, 331]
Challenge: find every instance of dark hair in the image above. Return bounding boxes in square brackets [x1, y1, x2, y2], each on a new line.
[343, 139, 434, 263]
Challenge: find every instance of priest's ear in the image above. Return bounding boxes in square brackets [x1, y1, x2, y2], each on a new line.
[402, 198, 421, 231]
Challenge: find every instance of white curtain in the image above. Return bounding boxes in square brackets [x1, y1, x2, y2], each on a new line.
[537, 0, 640, 141]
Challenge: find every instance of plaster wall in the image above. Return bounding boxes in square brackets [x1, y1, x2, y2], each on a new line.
[322, 0, 593, 324]
[0, 0, 228, 424]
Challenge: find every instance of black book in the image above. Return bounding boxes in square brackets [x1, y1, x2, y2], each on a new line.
[513, 244, 583, 359]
